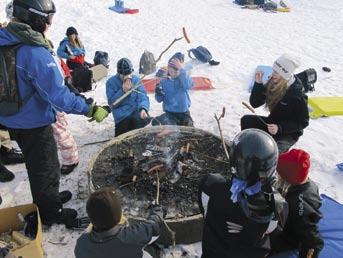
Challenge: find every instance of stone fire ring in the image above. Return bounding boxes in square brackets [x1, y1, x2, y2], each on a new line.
[88, 126, 230, 245]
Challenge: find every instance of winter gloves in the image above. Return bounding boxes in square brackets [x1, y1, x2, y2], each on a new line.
[155, 84, 165, 97]
[86, 104, 111, 123]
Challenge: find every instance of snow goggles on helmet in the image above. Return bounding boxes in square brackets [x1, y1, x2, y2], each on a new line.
[28, 7, 55, 25]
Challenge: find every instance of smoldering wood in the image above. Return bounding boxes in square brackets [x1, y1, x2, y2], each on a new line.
[89, 126, 231, 245]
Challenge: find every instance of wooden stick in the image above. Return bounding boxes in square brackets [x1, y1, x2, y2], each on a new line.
[214, 107, 230, 162]
[111, 75, 147, 108]
[186, 143, 190, 153]
[147, 164, 164, 174]
[156, 171, 160, 205]
[182, 27, 191, 43]
[242, 101, 255, 113]
[154, 37, 183, 64]
[242, 101, 268, 126]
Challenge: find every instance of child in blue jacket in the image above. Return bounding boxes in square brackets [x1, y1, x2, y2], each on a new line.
[153, 53, 194, 126]
[106, 58, 150, 136]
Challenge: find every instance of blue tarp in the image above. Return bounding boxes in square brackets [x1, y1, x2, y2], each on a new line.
[248, 65, 273, 92]
[270, 194, 343, 258]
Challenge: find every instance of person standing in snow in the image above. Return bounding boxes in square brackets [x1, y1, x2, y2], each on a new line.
[199, 129, 288, 258]
[0, 0, 110, 226]
[271, 149, 324, 258]
[106, 58, 150, 136]
[57, 26, 87, 70]
[153, 52, 194, 127]
[241, 54, 309, 153]
[74, 187, 164, 258]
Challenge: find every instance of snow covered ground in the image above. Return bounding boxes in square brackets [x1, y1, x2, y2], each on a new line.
[1, 0, 343, 257]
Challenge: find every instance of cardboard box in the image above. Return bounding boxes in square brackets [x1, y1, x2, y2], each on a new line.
[0, 204, 43, 258]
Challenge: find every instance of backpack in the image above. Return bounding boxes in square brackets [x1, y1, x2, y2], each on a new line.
[71, 65, 93, 93]
[296, 68, 317, 93]
[139, 50, 156, 75]
[0, 44, 32, 116]
[188, 46, 212, 63]
[94, 51, 109, 68]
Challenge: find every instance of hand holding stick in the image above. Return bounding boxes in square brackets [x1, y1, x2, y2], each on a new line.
[214, 107, 230, 162]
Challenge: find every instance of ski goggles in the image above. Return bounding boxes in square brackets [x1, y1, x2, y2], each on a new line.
[28, 8, 55, 25]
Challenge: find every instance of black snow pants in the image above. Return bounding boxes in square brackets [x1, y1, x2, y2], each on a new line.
[9, 125, 62, 223]
[241, 115, 297, 154]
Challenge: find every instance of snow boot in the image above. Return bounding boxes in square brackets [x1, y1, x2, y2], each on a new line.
[44, 208, 78, 227]
[61, 162, 79, 175]
[0, 162, 15, 182]
[0, 146, 25, 165]
[59, 190, 72, 204]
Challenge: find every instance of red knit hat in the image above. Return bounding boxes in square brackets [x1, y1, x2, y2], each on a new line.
[277, 149, 310, 185]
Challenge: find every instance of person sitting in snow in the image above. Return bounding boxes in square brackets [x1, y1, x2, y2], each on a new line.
[153, 52, 194, 127]
[74, 187, 164, 258]
[271, 149, 324, 258]
[199, 129, 288, 258]
[241, 54, 309, 154]
[57, 26, 88, 70]
[106, 58, 150, 136]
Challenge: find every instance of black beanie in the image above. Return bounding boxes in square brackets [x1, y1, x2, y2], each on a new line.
[86, 187, 122, 232]
[66, 26, 78, 36]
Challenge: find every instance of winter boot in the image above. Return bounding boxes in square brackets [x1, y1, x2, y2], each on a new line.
[61, 162, 79, 175]
[59, 190, 72, 204]
[44, 208, 78, 227]
[0, 146, 25, 165]
[0, 162, 15, 182]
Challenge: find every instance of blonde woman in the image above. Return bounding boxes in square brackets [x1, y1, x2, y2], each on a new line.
[241, 54, 309, 153]
[57, 26, 86, 70]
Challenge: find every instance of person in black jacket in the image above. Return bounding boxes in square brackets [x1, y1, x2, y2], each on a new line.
[241, 54, 309, 153]
[270, 148, 324, 258]
[74, 187, 164, 258]
[199, 129, 288, 258]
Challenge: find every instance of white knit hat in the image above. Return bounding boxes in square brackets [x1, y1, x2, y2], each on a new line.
[273, 54, 300, 81]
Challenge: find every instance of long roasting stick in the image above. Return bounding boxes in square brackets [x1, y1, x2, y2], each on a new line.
[214, 107, 230, 162]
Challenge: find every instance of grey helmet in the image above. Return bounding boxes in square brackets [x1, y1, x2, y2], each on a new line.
[13, 0, 56, 32]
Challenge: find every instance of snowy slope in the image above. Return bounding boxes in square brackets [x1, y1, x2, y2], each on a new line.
[1, 0, 343, 257]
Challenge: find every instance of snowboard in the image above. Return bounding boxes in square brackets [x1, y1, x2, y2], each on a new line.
[142, 76, 215, 93]
[89, 64, 108, 82]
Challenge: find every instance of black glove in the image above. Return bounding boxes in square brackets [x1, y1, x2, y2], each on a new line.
[149, 204, 167, 219]
[155, 84, 165, 96]
[66, 216, 91, 229]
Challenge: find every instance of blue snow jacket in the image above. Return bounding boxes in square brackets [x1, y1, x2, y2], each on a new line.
[0, 26, 90, 129]
[155, 69, 193, 113]
[106, 74, 150, 123]
[57, 37, 85, 59]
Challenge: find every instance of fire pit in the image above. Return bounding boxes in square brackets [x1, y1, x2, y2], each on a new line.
[89, 126, 230, 245]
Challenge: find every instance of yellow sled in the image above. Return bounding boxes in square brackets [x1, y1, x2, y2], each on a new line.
[308, 97, 343, 119]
